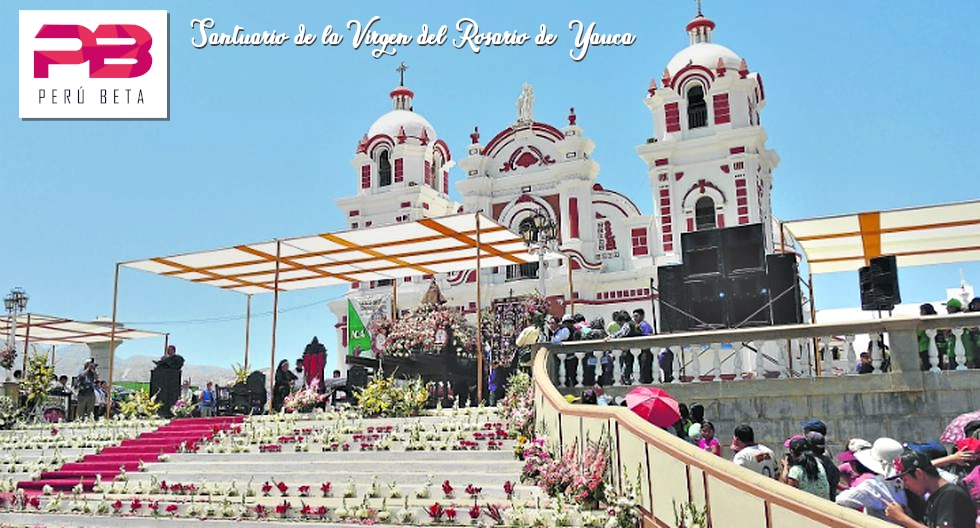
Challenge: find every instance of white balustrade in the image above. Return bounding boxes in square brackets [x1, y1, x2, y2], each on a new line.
[710, 343, 721, 381]
[926, 329, 941, 372]
[952, 328, 968, 371]
[691, 345, 702, 382]
[630, 349, 640, 385]
[845, 335, 857, 375]
[733, 343, 744, 379]
[778, 342, 790, 379]
[574, 352, 586, 387]
[557, 353, 567, 387]
[821, 336, 833, 377]
[870, 332, 882, 371]
[672, 347, 682, 384]
[754, 341, 765, 378]
[612, 350, 623, 387]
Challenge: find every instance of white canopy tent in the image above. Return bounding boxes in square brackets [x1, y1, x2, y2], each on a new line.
[782, 199, 980, 328]
[0, 314, 161, 372]
[782, 199, 980, 275]
[114, 212, 555, 409]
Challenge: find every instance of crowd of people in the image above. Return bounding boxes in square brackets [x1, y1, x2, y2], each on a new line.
[675, 410, 980, 527]
[917, 298, 980, 370]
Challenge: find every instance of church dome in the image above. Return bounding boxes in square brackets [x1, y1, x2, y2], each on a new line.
[664, 12, 742, 78]
[368, 108, 436, 140]
[666, 42, 741, 77]
[365, 85, 437, 142]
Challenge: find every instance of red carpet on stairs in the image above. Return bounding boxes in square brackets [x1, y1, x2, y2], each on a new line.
[17, 416, 244, 494]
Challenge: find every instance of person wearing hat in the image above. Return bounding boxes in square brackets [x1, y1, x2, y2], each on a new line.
[552, 315, 581, 387]
[918, 303, 940, 370]
[801, 419, 828, 436]
[836, 438, 874, 490]
[884, 449, 977, 528]
[836, 438, 909, 520]
[76, 359, 98, 420]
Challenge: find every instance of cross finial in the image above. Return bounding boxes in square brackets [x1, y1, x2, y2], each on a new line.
[396, 62, 408, 86]
[695, 0, 703, 16]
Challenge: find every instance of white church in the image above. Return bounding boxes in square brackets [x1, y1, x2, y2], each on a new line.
[328, 9, 788, 367]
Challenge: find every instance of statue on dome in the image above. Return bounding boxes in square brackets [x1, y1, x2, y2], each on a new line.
[516, 83, 534, 125]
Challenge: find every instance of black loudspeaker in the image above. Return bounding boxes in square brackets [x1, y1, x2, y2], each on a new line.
[657, 265, 689, 333]
[767, 253, 803, 325]
[347, 366, 369, 391]
[726, 271, 771, 327]
[722, 224, 765, 274]
[686, 277, 727, 329]
[860, 255, 901, 311]
[682, 229, 722, 277]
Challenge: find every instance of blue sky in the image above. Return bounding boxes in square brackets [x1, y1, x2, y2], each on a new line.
[2, 0, 978, 373]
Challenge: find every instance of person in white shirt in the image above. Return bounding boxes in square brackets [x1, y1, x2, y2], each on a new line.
[731, 425, 778, 479]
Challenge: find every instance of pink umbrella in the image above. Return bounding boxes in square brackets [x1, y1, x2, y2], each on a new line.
[625, 386, 681, 428]
[940, 410, 980, 443]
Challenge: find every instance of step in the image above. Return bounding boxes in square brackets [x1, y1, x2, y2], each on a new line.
[82, 454, 160, 463]
[98, 446, 176, 456]
[60, 462, 140, 472]
[40, 470, 119, 480]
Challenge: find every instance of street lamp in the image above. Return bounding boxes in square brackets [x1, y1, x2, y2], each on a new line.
[519, 209, 560, 296]
[4, 288, 29, 364]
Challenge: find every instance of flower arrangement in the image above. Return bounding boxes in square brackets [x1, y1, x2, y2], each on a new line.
[0, 344, 16, 371]
[355, 375, 429, 418]
[171, 397, 195, 418]
[0, 396, 20, 430]
[230, 363, 249, 386]
[118, 390, 162, 418]
[23, 348, 55, 408]
[378, 304, 477, 358]
[500, 370, 535, 439]
[283, 380, 327, 413]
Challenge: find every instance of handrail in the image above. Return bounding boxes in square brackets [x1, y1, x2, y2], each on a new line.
[549, 313, 980, 356]
[532, 345, 897, 528]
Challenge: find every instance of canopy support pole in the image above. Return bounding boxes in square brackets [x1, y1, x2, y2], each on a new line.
[50, 345, 55, 369]
[269, 240, 282, 414]
[106, 263, 120, 419]
[392, 279, 398, 321]
[244, 294, 252, 371]
[567, 256, 574, 313]
[476, 213, 483, 405]
[21, 313, 32, 373]
[163, 333, 169, 356]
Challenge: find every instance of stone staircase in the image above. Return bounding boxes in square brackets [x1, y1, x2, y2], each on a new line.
[0, 410, 573, 527]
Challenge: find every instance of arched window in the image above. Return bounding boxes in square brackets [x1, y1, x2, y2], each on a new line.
[431, 155, 442, 190]
[378, 150, 392, 187]
[695, 196, 716, 230]
[687, 85, 708, 129]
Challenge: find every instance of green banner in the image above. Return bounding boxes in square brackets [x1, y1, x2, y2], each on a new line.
[347, 300, 372, 357]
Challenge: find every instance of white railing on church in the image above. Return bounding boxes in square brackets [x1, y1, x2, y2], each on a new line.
[544, 313, 980, 388]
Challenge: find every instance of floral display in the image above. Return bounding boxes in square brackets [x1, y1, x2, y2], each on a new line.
[499, 370, 535, 438]
[0, 344, 16, 371]
[377, 304, 477, 358]
[118, 390, 162, 418]
[230, 363, 249, 386]
[171, 397, 195, 418]
[355, 375, 429, 417]
[23, 348, 55, 410]
[0, 396, 20, 430]
[283, 380, 328, 413]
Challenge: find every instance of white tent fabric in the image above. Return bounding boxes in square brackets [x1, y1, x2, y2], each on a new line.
[0, 314, 161, 345]
[122, 213, 551, 293]
[783, 200, 980, 274]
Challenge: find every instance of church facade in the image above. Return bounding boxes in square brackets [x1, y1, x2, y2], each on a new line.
[328, 11, 782, 370]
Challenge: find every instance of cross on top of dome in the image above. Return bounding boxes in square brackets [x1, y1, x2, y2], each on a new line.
[396, 61, 408, 87]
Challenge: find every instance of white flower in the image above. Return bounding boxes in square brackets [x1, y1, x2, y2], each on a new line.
[42, 484, 53, 495]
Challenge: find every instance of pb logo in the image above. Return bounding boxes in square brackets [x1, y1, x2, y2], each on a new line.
[34, 24, 153, 79]
[19, 10, 169, 119]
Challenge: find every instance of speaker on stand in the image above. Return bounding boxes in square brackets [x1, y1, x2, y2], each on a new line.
[656, 265, 689, 333]
[767, 253, 803, 325]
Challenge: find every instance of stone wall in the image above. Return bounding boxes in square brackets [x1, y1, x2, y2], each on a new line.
[563, 370, 980, 456]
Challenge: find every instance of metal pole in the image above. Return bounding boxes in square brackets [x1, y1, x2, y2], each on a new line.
[475, 214, 483, 404]
[566, 254, 574, 313]
[50, 345, 55, 370]
[163, 333, 169, 355]
[538, 249, 546, 297]
[21, 313, 31, 373]
[244, 295, 251, 371]
[809, 269, 819, 377]
[106, 263, 120, 419]
[268, 241, 282, 413]
[392, 278, 398, 321]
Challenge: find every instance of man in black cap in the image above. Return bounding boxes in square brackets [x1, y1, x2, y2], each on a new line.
[884, 449, 976, 528]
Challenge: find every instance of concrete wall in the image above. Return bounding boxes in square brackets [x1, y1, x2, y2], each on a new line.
[565, 370, 980, 456]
